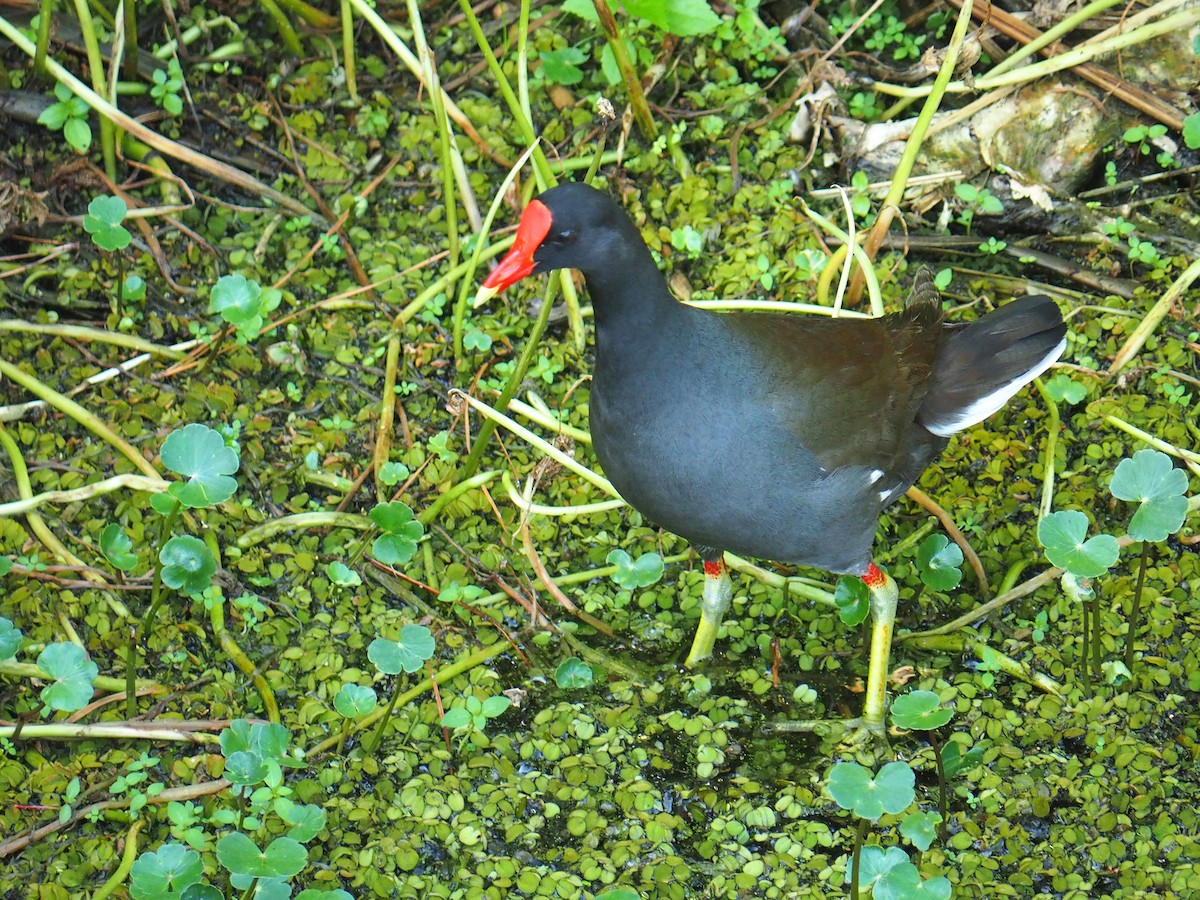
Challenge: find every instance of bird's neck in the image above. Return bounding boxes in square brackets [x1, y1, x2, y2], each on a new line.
[582, 241, 679, 334]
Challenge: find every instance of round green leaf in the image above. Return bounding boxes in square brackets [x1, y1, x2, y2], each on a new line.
[0, 616, 24, 659]
[159, 535, 216, 595]
[326, 561, 361, 587]
[161, 424, 239, 508]
[370, 501, 424, 565]
[606, 549, 664, 589]
[367, 623, 436, 674]
[915, 534, 963, 591]
[130, 842, 204, 899]
[899, 810, 942, 852]
[36, 642, 98, 712]
[1037, 510, 1120, 578]
[890, 689, 953, 730]
[216, 833, 306, 879]
[481, 695, 511, 719]
[827, 760, 915, 820]
[855, 845, 908, 890]
[834, 576, 870, 626]
[100, 523, 139, 572]
[555, 657, 594, 689]
[1110, 449, 1190, 542]
[333, 683, 377, 718]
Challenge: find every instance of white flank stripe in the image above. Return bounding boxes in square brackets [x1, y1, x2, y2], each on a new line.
[925, 336, 1067, 437]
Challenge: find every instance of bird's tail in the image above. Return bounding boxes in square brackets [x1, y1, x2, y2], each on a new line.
[918, 295, 1067, 437]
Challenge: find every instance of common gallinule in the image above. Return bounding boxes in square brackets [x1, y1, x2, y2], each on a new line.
[476, 182, 1066, 734]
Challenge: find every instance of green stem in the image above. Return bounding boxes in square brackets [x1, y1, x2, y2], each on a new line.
[850, 0, 974, 305]
[454, 0, 552, 186]
[374, 335, 401, 501]
[458, 278, 562, 480]
[985, 0, 1124, 78]
[341, 0, 359, 103]
[929, 731, 949, 842]
[34, 0, 52, 77]
[405, 0, 460, 347]
[591, 0, 656, 139]
[0, 320, 185, 358]
[0, 357, 161, 480]
[1033, 376, 1060, 519]
[258, 0, 304, 55]
[92, 820, 143, 900]
[128, 502, 181, 718]
[1124, 542, 1150, 673]
[209, 588, 282, 723]
[237, 511, 372, 549]
[70, 0, 118, 180]
[850, 817, 868, 900]
[121, 0, 138, 82]
[456, 388, 618, 495]
[874, 5, 1200, 98]
[418, 470, 500, 524]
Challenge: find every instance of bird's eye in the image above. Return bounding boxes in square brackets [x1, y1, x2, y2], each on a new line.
[557, 229, 576, 245]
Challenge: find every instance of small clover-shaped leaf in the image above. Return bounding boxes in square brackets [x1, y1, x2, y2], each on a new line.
[0, 616, 24, 659]
[555, 657, 594, 689]
[216, 833, 306, 879]
[899, 810, 942, 852]
[82, 195, 131, 250]
[606, 549, 664, 589]
[1037, 510, 1120, 578]
[1043, 373, 1087, 405]
[370, 501, 424, 565]
[462, 327, 495, 351]
[333, 683, 377, 718]
[827, 760, 915, 820]
[368, 623, 435, 674]
[326, 561, 361, 587]
[159, 536, 216, 595]
[161, 424, 240, 508]
[377, 461, 411, 486]
[890, 689, 953, 730]
[130, 842, 204, 899]
[1109, 449, 1190, 542]
[915, 534, 963, 591]
[834, 576, 870, 626]
[100, 523, 139, 572]
[209, 274, 262, 325]
[0, 557, 11, 577]
[223, 750, 270, 786]
[277, 798, 326, 842]
[37, 642, 98, 712]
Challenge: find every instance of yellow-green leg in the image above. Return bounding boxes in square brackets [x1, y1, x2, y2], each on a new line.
[684, 556, 732, 667]
[758, 561, 899, 754]
[860, 561, 899, 733]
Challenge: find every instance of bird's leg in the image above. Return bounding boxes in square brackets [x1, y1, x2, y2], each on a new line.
[684, 556, 733, 667]
[859, 561, 899, 733]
